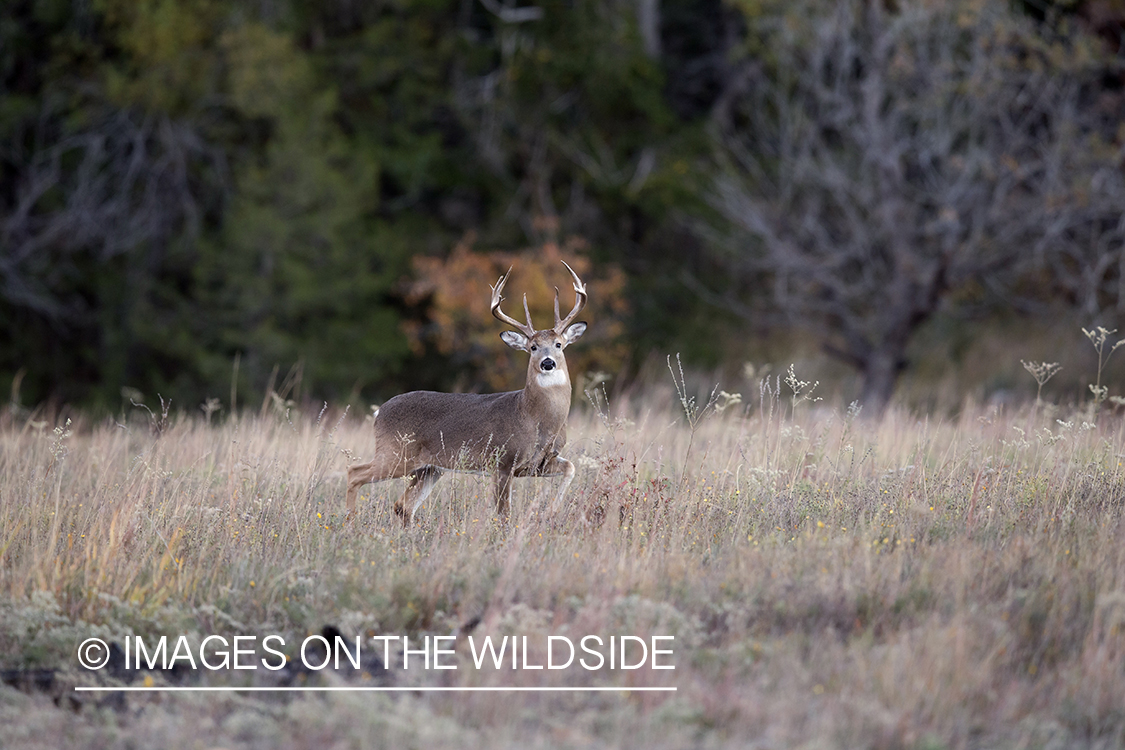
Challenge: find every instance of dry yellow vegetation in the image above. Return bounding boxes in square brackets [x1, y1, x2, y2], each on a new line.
[2, 380, 1124, 748]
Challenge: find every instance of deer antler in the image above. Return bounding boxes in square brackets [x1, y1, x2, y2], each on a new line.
[553, 260, 587, 333]
[491, 267, 536, 336]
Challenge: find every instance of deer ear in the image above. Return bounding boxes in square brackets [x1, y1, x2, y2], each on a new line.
[563, 321, 587, 345]
[500, 330, 529, 351]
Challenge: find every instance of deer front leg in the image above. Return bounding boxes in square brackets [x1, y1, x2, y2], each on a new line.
[494, 471, 514, 519]
[539, 455, 577, 513]
[394, 466, 443, 527]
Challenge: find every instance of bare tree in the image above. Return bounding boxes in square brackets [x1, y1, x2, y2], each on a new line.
[1, 104, 224, 319]
[710, 0, 1124, 413]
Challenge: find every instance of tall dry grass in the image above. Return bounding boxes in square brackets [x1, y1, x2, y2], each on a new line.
[2, 373, 1125, 748]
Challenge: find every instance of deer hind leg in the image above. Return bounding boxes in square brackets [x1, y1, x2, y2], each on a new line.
[394, 466, 443, 527]
[346, 452, 410, 517]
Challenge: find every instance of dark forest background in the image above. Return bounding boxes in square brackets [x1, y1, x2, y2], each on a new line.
[3, 0, 1124, 416]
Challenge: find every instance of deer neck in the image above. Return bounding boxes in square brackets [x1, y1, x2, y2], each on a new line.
[519, 363, 572, 425]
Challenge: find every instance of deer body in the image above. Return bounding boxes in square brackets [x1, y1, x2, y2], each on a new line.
[346, 263, 587, 525]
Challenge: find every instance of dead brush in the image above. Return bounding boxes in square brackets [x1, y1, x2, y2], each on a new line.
[1082, 325, 1125, 416]
[4, 331, 1125, 749]
[667, 352, 720, 488]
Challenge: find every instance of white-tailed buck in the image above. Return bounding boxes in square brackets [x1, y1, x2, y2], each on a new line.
[346, 261, 588, 525]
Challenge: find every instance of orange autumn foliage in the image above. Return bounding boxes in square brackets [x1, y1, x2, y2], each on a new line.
[405, 235, 629, 392]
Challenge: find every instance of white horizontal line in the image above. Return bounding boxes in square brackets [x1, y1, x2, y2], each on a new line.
[75, 686, 676, 693]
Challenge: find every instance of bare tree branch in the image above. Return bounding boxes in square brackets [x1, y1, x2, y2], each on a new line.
[1, 104, 227, 319]
[709, 0, 1123, 412]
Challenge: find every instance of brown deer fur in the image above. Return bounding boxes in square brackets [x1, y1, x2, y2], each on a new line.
[345, 263, 588, 525]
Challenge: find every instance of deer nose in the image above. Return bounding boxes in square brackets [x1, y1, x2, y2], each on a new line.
[541, 358, 556, 371]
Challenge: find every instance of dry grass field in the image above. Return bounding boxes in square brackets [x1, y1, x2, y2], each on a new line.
[3, 364, 1125, 749]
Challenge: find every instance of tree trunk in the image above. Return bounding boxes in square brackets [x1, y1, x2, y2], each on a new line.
[857, 347, 905, 417]
[636, 0, 661, 59]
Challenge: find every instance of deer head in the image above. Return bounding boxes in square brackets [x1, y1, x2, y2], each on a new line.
[490, 261, 587, 389]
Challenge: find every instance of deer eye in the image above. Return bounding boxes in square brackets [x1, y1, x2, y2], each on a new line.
[555, 342, 562, 349]
[530, 345, 537, 351]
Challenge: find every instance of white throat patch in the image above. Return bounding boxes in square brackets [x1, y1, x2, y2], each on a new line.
[536, 369, 570, 388]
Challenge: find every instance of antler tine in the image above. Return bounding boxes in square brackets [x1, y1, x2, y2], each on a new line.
[554, 260, 588, 332]
[522, 294, 536, 332]
[490, 267, 534, 336]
